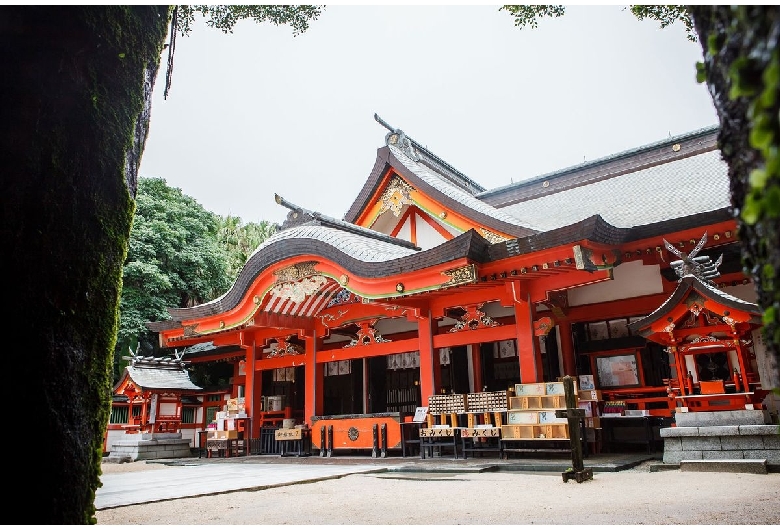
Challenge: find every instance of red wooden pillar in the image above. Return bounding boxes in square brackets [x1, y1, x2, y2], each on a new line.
[243, 339, 259, 438]
[558, 321, 577, 376]
[471, 342, 484, 392]
[418, 311, 438, 406]
[671, 346, 687, 396]
[140, 391, 150, 429]
[305, 335, 324, 424]
[513, 282, 542, 382]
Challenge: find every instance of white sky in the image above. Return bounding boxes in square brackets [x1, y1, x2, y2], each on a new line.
[138, 4, 718, 226]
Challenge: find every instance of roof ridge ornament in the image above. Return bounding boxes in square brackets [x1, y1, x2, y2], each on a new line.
[275, 193, 316, 230]
[122, 344, 189, 369]
[375, 113, 420, 161]
[663, 232, 723, 285]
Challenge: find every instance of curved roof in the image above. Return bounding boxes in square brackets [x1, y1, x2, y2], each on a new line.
[148, 225, 492, 328]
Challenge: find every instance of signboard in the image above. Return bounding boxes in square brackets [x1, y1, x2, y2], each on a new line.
[412, 406, 429, 423]
[149, 394, 158, 424]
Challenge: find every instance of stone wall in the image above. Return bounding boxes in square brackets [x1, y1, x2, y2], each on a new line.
[661, 410, 780, 466]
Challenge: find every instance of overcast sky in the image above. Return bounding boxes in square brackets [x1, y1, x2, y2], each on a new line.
[138, 4, 718, 226]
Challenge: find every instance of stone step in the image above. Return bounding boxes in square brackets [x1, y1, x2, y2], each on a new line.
[680, 458, 767, 474]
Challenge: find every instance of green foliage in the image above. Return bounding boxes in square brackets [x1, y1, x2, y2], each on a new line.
[216, 215, 279, 281]
[115, 178, 280, 380]
[629, 5, 696, 42]
[116, 177, 232, 371]
[500, 5, 696, 42]
[500, 5, 565, 29]
[176, 5, 323, 36]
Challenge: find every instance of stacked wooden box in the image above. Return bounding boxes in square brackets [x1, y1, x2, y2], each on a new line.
[501, 382, 575, 441]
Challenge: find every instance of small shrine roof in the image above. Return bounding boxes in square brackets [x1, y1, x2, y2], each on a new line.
[115, 356, 202, 393]
[628, 274, 762, 337]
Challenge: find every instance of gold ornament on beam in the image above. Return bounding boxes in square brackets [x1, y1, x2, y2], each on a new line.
[378, 176, 415, 217]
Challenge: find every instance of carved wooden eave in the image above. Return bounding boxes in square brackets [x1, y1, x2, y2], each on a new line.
[343, 319, 391, 348]
[448, 304, 501, 333]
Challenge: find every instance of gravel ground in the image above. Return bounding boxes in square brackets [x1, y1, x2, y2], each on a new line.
[97, 460, 780, 525]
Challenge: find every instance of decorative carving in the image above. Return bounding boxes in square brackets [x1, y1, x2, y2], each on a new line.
[448, 304, 500, 332]
[274, 261, 319, 283]
[326, 288, 360, 308]
[385, 129, 420, 161]
[690, 335, 719, 343]
[533, 317, 554, 336]
[348, 426, 360, 441]
[378, 176, 415, 217]
[343, 320, 391, 348]
[441, 264, 477, 288]
[319, 308, 349, 327]
[182, 324, 198, 337]
[266, 336, 304, 358]
[479, 228, 509, 244]
[663, 232, 723, 284]
[270, 275, 327, 304]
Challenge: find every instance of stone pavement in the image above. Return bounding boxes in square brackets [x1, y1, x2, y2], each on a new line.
[96, 452, 657, 510]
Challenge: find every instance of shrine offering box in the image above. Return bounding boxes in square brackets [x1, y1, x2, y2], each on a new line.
[700, 380, 726, 394]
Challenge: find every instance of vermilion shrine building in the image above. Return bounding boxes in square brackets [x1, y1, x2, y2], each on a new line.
[143, 116, 778, 452]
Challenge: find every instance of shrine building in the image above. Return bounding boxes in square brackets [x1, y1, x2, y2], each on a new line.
[141, 115, 778, 456]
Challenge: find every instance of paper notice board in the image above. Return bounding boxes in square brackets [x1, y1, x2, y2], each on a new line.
[412, 406, 429, 423]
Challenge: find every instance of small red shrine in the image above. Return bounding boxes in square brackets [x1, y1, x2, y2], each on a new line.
[628, 234, 767, 412]
[106, 353, 203, 451]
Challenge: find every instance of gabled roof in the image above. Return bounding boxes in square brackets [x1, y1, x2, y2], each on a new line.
[114, 357, 202, 393]
[344, 145, 538, 238]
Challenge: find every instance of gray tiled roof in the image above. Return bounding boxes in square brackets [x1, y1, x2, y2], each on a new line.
[497, 150, 729, 231]
[248, 223, 418, 264]
[122, 364, 202, 392]
[388, 144, 546, 232]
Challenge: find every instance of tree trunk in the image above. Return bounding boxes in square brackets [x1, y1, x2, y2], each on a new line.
[0, 6, 169, 523]
[689, 6, 780, 387]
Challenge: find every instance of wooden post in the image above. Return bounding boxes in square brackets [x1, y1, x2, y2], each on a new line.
[558, 376, 593, 484]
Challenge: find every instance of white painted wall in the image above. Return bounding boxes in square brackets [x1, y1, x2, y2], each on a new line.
[568, 260, 663, 306]
[415, 214, 450, 250]
[395, 215, 411, 241]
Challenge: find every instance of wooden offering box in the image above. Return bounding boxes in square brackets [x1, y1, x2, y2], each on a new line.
[502, 423, 569, 440]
